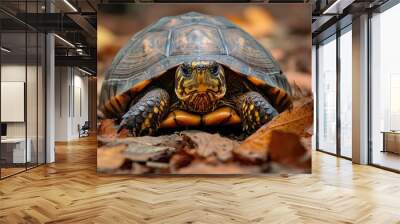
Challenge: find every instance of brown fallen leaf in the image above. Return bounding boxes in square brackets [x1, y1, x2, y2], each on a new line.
[98, 98, 312, 174]
[168, 131, 242, 173]
[170, 151, 195, 172]
[181, 131, 239, 162]
[268, 131, 311, 171]
[118, 128, 130, 138]
[104, 134, 183, 162]
[131, 162, 151, 174]
[98, 119, 118, 138]
[290, 80, 312, 102]
[127, 134, 185, 150]
[234, 99, 313, 162]
[98, 119, 129, 142]
[100, 133, 184, 148]
[97, 144, 127, 170]
[123, 143, 175, 162]
[301, 137, 312, 151]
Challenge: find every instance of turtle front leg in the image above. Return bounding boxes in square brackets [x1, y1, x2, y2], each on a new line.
[235, 91, 278, 133]
[118, 88, 169, 136]
[160, 107, 241, 129]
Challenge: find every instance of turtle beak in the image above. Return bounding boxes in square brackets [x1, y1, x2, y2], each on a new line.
[195, 70, 208, 92]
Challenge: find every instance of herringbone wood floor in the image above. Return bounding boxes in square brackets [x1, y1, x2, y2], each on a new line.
[0, 136, 399, 224]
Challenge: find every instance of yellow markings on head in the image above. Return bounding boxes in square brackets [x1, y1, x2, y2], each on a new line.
[197, 84, 208, 92]
[174, 60, 227, 113]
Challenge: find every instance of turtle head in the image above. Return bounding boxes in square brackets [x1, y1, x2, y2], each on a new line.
[175, 60, 226, 113]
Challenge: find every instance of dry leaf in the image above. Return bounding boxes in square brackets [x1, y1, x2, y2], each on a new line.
[123, 143, 175, 162]
[98, 119, 118, 138]
[234, 99, 313, 162]
[268, 131, 310, 171]
[97, 144, 127, 170]
[146, 161, 169, 169]
[98, 119, 129, 142]
[181, 131, 238, 162]
[102, 134, 184, 149]
[98, 98, 312, 174]
[130, 134, 185, 150]
[131, 162, 151, 174]
[109, 135, 182, 160]
[170, 151, 194, 172]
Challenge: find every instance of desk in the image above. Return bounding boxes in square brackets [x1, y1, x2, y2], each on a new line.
[1, 138, 31, 163]
[382, 131, 400, 154]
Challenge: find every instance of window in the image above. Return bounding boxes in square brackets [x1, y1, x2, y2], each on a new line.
[317, 35, 337, 154]
[370, 3, 400, 171]
[339, 27, 352, 158]
[0, 1, 47, 179]
[315, 24, 353, 158]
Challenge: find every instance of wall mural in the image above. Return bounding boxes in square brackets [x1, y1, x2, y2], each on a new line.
[97, 3, 312, 174]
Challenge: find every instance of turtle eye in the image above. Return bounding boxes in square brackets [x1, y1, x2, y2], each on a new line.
[210, 65, 219, 76]
[181, 65, 191, 77]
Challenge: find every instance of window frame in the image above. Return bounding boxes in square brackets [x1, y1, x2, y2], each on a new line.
[314, 21, 353, 160]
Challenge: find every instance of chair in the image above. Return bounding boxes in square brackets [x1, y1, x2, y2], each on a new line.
[79, 121, 90, 138]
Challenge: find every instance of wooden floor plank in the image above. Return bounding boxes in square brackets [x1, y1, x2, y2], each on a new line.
[0, 136, 399, 224]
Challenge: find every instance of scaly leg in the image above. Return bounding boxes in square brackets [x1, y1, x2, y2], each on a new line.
[236, 91, 278, 133]
[118, 88, 169, 136]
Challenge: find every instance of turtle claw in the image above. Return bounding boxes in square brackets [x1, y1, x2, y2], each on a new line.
[117, 120, 134, 135]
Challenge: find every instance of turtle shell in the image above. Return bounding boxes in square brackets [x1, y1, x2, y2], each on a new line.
[100, 12, 292, 118]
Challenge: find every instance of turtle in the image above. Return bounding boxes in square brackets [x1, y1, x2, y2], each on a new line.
[99, 12, 292, 136]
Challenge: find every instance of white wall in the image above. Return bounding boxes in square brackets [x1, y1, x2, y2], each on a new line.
[72, 73, 89, 138]
[1, 65, 37, 137]
[1, 63, 46, 164]
[55, 67, 89, 141]
[1, 65, 26, 143]
[55, 66, 69, 141]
